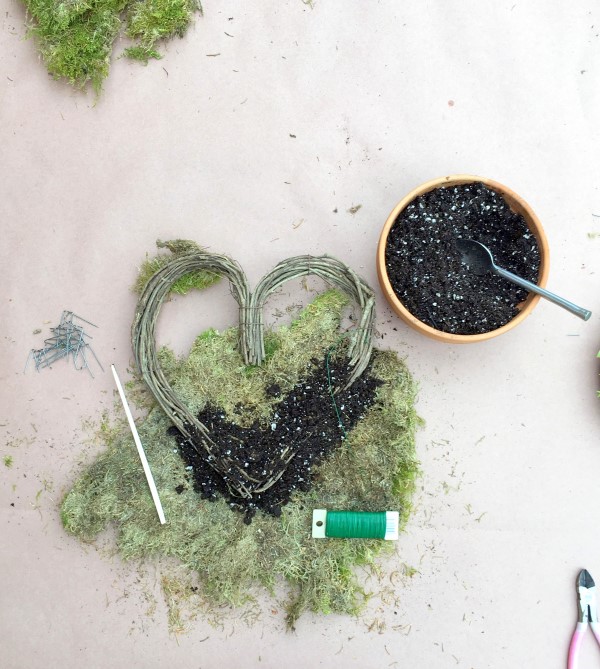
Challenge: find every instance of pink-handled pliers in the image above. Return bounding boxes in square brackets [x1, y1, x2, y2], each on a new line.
[568, 569, 600, 668]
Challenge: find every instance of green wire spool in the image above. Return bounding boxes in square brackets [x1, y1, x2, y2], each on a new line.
[312, 509, 399, 540]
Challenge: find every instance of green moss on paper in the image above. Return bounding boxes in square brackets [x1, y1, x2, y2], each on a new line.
[133, 239, 221, 296]
[62, 291, 420, 629]
[23, 0, 202, 92]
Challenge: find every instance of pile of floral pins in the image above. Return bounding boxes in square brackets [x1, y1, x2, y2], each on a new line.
[25, 311, 103, 377]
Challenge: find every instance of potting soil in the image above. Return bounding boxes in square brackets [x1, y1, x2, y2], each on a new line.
[385, 182, 541, 334]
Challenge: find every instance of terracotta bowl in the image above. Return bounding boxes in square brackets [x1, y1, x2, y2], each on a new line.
[376, 175, 550, 343]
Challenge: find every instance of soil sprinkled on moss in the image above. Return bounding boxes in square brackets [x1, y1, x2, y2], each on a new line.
[170, 354, 383, 522]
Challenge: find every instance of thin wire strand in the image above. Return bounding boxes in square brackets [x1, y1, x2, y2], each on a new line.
[325, 336, 351, 440]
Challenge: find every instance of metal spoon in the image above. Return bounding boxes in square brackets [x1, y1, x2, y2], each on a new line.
[456, 238, 592, 321]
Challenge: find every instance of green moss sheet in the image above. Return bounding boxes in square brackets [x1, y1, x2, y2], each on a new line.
[62, 290, 420, 628]
[23, 0, 201, 91]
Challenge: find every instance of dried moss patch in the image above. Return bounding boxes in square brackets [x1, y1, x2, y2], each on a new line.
[61, 291, 420, 629]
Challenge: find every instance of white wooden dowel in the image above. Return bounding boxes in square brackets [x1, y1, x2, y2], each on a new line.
[111, 364, 166, 525]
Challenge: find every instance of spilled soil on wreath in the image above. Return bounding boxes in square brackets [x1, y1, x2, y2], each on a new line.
[168, 354, 383, 522]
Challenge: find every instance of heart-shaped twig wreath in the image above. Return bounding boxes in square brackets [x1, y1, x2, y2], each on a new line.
[132, 243, 376, 503]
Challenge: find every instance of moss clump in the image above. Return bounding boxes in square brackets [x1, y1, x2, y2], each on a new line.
[126, 0, 199, 53]
[23, 0, 202, 92]
[61, 290, 420, 629]
[4, 455, 13, 468]
[133, 240, 221, 296]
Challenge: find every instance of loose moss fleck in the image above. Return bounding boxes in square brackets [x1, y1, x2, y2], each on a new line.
[23, 0, 202, 92]
[61, 291, 420, 629]
[4, 455, 14, 468]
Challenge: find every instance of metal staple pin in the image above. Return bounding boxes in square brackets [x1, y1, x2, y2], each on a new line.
[70, 312, 98, 328]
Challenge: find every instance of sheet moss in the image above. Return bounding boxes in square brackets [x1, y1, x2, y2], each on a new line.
[62, 290, 420, 629]
[23, 0, 202, 92]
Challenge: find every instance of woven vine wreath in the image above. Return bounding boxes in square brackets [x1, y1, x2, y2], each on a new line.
[132, 243, 376, 503]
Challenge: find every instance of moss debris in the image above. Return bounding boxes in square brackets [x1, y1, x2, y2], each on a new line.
[61, 290, 420, 629]
[23, 0, 202, 92]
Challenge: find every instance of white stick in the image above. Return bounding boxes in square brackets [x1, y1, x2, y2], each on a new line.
[111, 364, 166, 525]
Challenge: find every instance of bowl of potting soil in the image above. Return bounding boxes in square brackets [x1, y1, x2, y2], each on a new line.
[376, 175, 550, 342]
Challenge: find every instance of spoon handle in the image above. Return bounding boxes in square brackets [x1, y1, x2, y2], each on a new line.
[494, 266, 592, 321]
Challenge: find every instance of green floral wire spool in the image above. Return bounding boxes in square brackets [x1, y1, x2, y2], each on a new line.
[312, 510, 400, 540]
[131, 240, 376, 502]
[326, 511, 388, 538]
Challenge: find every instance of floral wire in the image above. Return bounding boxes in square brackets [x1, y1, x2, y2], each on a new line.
[325, 335, 351, 440]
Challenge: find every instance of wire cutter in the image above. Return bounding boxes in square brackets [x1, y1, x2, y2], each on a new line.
[568, 569, 600, 668]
